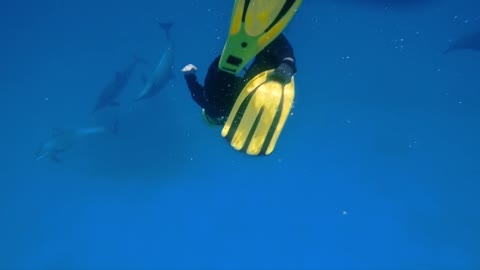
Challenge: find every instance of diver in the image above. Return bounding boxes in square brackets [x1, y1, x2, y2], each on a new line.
[181, 33, 297, 125]
[180, 0, 303, 155]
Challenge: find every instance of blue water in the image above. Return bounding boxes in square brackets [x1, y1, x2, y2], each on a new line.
[2, 0, 479, 269]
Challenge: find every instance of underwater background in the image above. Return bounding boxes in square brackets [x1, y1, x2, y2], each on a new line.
[1, 0, 479, 269]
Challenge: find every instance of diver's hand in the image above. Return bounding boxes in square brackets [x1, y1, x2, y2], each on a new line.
[269, 62, 294, 84]
[181, 64, 197, 75]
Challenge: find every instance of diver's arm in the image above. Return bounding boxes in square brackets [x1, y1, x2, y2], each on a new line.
[184, 73, 208, 108]
[182, 64, 208, 108]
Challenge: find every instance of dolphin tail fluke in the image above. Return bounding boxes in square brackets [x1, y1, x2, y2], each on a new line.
[110, 119, 119, 135]
[158, 21, 174, 37]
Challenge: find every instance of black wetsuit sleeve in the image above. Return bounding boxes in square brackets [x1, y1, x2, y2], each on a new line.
[184, 73, 208, 108]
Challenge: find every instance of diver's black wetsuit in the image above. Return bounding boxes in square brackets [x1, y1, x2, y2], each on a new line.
[184, 34, 297, 122]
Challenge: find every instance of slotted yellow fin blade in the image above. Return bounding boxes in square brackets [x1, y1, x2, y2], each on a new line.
[222, 69, 295, 156]
[218, 0, 303, 75]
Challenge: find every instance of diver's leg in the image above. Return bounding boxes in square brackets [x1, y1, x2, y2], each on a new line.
[244, 34, 297, 83]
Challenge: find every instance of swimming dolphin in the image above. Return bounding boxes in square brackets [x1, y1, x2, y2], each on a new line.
[35, 126, 110, 162]
[133, 22, 174, 102]
[444, 32, 480, 54]
[92, 57, 145, 114]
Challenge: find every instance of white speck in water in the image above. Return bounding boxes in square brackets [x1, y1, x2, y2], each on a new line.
[342, 210, 348, 215]
[44, 97, 49, 101]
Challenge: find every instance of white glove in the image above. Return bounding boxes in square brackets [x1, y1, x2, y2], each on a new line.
[181, 64, 198, 75]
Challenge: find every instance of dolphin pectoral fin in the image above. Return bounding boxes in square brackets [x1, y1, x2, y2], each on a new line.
[141, 73, 148, 85]
[110, 119, 119, 134]
[50, 155, 62, 163]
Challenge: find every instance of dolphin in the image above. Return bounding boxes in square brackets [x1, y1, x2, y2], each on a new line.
[35, 126, 111, 162]
[92, 56, 145, 114]
[133, 22, 174, 102]
[444, 32, 480, 54]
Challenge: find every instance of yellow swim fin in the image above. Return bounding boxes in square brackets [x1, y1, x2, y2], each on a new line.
[218, 0, 303, 75]
[221, 69, 294, 156]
